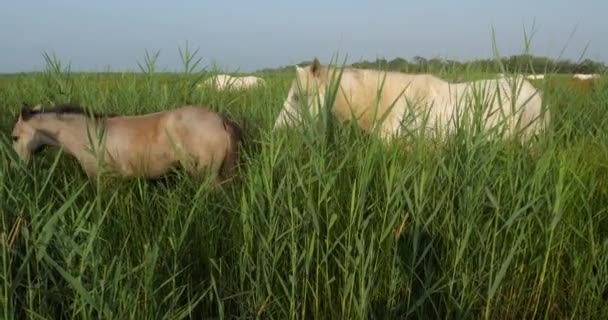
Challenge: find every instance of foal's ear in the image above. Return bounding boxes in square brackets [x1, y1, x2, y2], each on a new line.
[310, 57, 321, 77]
[19, 104, 35, 121]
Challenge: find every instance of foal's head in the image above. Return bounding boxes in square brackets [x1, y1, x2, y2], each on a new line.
[11, 103, 111, 162]
[11, 104, 49, 162]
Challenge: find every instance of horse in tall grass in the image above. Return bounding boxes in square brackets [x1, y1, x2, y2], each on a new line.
[526, 74, 545, 80]
[573, 74, 599, 80]
[274, 58, 551, 143]
[199, 74, 266, 91]
[10, 104, 242, 187]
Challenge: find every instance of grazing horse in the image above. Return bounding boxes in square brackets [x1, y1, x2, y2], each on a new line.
[573, 74, 599, 80]
[199, 74, 266, 91]
[274, 58, 550, 142]
[526, 74, 545, 80]
[11, 104, 242, 186]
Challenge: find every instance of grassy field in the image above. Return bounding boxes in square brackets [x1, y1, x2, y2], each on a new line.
[1, 56, 608, 319]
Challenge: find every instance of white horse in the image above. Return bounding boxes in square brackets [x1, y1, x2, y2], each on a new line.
[274, 58, 550, 143]
[199, 74, 266, 91]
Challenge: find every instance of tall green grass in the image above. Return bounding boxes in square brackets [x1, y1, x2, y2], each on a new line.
[1, 48, 607, 319]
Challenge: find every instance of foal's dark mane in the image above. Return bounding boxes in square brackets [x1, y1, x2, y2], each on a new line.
[21, 103, 116, 121]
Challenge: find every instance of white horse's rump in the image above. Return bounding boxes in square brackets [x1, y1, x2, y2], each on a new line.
[274, 59, 550, 142]
[199, 74, 266, 91]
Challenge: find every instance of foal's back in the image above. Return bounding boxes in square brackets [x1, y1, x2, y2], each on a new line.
[102, 106, 233, 177]
[107, 106, 225, 135]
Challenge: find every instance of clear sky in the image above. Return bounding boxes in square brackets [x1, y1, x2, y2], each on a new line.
[0, 1, 605, 73]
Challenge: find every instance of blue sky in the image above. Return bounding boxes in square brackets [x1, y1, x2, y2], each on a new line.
[0, 1, 605, 72]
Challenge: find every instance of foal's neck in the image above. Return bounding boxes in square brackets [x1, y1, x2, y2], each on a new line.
[32, 114, 105, 157]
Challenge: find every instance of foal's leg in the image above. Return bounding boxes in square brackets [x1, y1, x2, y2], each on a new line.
[182, 154, 223, 189]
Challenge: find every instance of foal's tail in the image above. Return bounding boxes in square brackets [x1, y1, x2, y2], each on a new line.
[219, 114, 243, 180]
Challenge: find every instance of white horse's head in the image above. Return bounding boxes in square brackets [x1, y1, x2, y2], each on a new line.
[274, 58, 328, 128]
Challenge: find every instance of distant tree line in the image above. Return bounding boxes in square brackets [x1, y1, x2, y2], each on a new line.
[259, 55, 606, 74]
